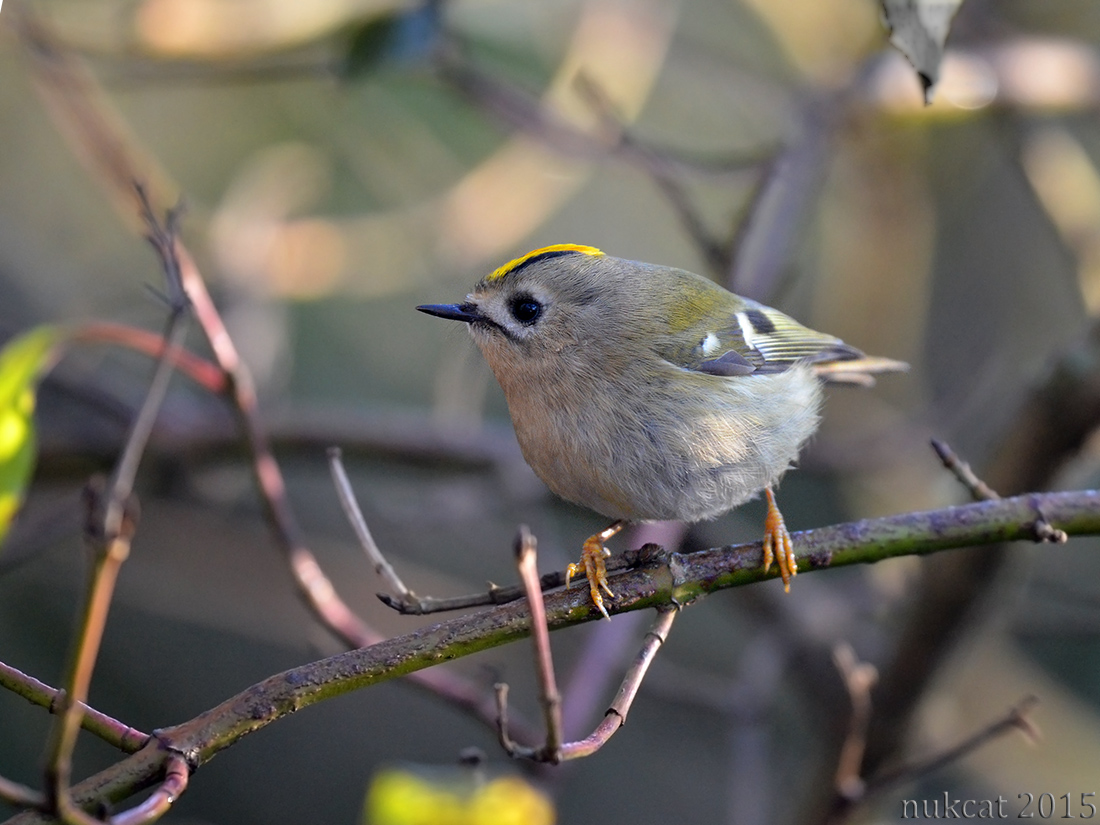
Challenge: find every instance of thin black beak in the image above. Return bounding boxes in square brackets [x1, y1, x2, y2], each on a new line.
[416, 302, 482, 323]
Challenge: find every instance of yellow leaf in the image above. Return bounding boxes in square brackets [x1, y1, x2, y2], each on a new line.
[0, 326, 63, 550]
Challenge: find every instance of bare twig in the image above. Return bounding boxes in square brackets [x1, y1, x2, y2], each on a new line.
[99, 194, 189, 536]
[496, 606, 677, 764]
[0, 662, 148, 753]
[437, 44, 767, 181]
[12, 7, 175, 226]
[380, 541, 664, 615]
[176, 237, 378, 648]
[43, 194, 190, 825]
[560, 523, 683, 742]
[572, 73, 739, 275]
[108, 756, 189, 825]
[866, 695, 1039, 796]
[326, 447, 414, 602]
[495, 527, 564, 762]
[825, 695, 1040, 824]
[72, 322, 225, 393]
[495, 526, 676, 764]
[494, 525, 679, 765]
[0, 777, 47, 812]
[379, 586, 526, 614]
[831, 644, 879, 801]
[518, 527, 563, 759]
[560, 607, 677, 760]
[5, 491, 1097, 822]
[932, 439, 1068, 544]
[931, 438, 1000, 501]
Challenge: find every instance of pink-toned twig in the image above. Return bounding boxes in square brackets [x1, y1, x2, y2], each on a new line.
[42, 196, 190, 825]
[495, 527, 564, 762]
[109, 756, 190, 825]
[0, 661, 148, 754]
[832, 643, 879, 801]
[494, 524, 678, 762]
[559, 608, 676, 760]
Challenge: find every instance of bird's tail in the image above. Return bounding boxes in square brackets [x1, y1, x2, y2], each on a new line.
[812, 356, 909, 386]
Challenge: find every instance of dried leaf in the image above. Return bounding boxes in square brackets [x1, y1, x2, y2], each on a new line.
[881, 0, 965, 103]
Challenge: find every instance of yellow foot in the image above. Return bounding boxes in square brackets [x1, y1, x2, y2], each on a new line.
[565, 521, 624, 619]
[762, 487, 796, 592]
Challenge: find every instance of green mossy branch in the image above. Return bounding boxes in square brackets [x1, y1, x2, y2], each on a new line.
[5, 488, 1098, 824]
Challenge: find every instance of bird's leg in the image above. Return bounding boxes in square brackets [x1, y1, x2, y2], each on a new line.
[566, 520, 624, 619]
[762, 486, 796, 592]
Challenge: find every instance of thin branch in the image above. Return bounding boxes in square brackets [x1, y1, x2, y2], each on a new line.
[326, 447, 414, 602]
[380, 542, 662, 615]
[495, 528, 676, 763]
[831, 644, 879, 801]
[571, 73, 739, 276]
[101, 192, 189, 541]
[931, 438, 1067, 542]
[107, 756, 189, 825]
[42, 193, 190, 825]
[559, 524, 686, 743]
[436, 43, 767, 181]
[560, 607, 677, 760]
[4, 490, 1097, 822]
[867, 695, 1039, 796]
[171, 223, 532, 738]
[0, 662, 148, 753]
[379, 586, 527, 614]
[0, 778, 46, 812]
[495, 527, 564, 762]
[823, 696, 1039, 825]
[71, 322, 225, 393]
[931, 438, 1000, 501]
[175, 238, 377, 649]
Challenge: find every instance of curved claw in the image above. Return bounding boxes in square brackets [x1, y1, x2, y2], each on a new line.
[565, 522, 624, 620]
[762, 486, 796, 592]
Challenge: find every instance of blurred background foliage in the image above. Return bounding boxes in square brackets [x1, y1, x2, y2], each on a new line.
[2, 0, 1100, 823]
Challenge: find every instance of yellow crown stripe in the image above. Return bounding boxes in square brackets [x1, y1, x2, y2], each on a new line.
[486, 244, 604, 282]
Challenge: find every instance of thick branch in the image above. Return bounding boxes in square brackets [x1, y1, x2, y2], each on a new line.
[5, 489, 1098, 823]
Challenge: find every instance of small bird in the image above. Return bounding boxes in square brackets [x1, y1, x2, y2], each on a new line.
[418, 244, 906, 618]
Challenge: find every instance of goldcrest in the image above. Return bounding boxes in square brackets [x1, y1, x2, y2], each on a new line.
[418, 244, 906, 617]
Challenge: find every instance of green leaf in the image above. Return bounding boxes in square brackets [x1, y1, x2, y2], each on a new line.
[0, 326, 63, 550]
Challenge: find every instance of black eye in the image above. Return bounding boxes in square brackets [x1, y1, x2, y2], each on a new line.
[509, 294, 543, 325]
